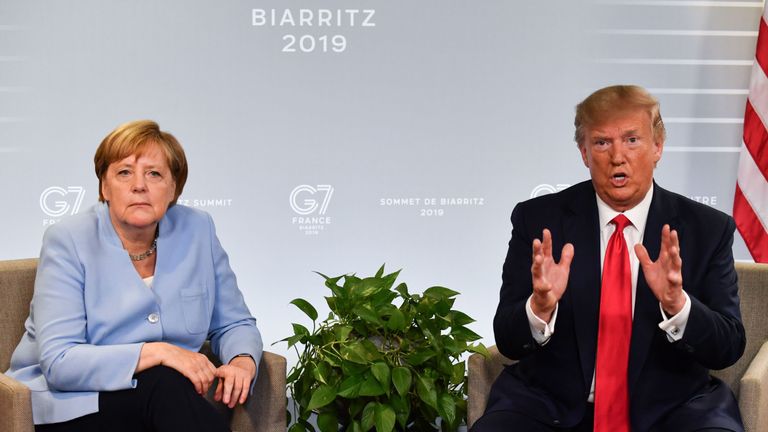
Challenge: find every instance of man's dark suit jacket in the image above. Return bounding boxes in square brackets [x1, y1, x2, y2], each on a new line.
[487, 180, 745, 431]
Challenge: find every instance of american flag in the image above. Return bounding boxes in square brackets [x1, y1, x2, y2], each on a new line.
[734, 5, 768, 263]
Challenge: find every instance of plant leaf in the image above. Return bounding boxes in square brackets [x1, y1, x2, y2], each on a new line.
[290, 298, 318, 321]
[451, 325, 482, 341]
[361, 401, 376, 431]
[313, 271, 330, 280]
[374, 403, 397, 432]
[292, 323, 310, 337]
[317, 412, 338, 432]
[352, 305, 381, 325]
[341, 360, 367, 376]
[451, 361, 466, 385]
[467, 343, 491, 358]
[333, 325, 353, 342]
[278, 334, 304, 349]
[390, 393, 411, 429]
[358, 372, 385, 397]
[394, 283, 409, 298]
[370, 362, 391, 388]
[360, 339, 384, 361]
[354, 277, 380, 298]
[406, 349, 436, 366]
[423, 286, 460, 300]
[298, 417, 316, 432]
[375, 264, 386, 278]
[312, 361, 332, 385]
[288, 423, 306, 432]
[337, 375, 364, 398]
[415, 375, 438, 409]
[348, 420, 363, 432]
[348, 398, 366, 418]
[391, 366, 412, 396]
[379, 269, 401, 290]
[340, 342, 370, 364]
[307, 384, 336, 410]
[437, 393, 457, 427]
[449, 310, 475, 326]
[385, 308, 406, 331]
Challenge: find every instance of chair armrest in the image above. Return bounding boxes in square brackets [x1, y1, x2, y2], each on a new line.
[0, 373, 34, 432]
[740, 341, 768, 432]
[467, 346, 515, 429]
[230, 351, 287, 432]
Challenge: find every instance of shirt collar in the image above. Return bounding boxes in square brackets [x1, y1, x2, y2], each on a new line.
[596, 183, 654, 234]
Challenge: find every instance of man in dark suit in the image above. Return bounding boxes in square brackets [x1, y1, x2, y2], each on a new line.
[473, 85, 745, 431]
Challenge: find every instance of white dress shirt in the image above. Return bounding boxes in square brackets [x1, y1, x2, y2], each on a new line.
[525, 185, 691, 401]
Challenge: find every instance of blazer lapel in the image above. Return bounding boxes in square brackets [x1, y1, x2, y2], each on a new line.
[563, 183, 603, 391]
[628, 183, 680, 395]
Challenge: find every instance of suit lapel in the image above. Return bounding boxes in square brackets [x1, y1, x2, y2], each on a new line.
[563, 182, 603, 391]
[628, 183, 680, 395]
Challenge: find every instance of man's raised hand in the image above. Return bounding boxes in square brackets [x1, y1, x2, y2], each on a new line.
[530, 229, 574, 322]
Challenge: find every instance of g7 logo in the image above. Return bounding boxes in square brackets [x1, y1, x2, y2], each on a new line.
[40, 186, 85, 217]
[530, 184, 570, 198]
[289, 185, 334, 215]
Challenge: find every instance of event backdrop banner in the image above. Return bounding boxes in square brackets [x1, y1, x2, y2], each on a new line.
[0, 0, 761, 365]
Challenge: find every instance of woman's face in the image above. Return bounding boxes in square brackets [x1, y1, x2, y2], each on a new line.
[101, 143, 176, 233]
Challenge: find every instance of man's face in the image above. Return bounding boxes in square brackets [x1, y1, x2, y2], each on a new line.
[579, 109, 663, 212]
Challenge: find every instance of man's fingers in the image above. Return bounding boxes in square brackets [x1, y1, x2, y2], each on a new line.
[559, 243, 575, 268]
[660, 224, 672, 251]
[667, 269, 683, 287]
[634, 243, 652, 268]
[532, 253, 544, 279]
[669, 228, 680, 247]
[542, 229, 553, 257]
[669, 243, 682, 264]
[532, 238, 542, 259]
[669, 230, 682, 264]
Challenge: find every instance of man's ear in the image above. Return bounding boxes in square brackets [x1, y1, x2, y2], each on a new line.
[579, 143, 590, 168]
[653, 138, 664, 165]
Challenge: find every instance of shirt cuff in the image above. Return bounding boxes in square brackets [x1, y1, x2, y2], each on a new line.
[658, 291, 691, 342]
[526, 295, 558, 345]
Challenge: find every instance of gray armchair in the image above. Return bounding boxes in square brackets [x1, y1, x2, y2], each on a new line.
[468, 262, 768, 431]
[0, 258, 287, 432]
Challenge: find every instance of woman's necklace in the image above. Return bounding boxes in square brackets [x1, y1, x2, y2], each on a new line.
[129, 232, 158, 261]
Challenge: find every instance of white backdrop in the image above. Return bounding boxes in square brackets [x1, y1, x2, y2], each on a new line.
[0, 0, 761, 367]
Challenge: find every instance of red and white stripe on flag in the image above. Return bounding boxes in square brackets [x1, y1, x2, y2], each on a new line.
[735, 6, 768, 263]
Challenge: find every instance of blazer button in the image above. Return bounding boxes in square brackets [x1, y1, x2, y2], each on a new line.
[147, 313, 160, 324]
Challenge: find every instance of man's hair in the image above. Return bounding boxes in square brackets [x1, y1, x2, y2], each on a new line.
[574, 85, 666, 146]
[94, 120, 188, 205]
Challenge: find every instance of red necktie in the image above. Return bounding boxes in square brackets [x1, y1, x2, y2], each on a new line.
[594, 214, 632, 432]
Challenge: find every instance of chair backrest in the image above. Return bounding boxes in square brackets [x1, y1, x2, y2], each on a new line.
[711, 262, 768, 394]
[0, 259, 37, 372]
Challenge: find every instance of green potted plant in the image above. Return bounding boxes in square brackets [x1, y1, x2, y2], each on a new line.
[279, 265, 489, 432]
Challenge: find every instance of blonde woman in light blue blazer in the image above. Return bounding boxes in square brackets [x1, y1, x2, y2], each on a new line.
[6, 121, 263, 431]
